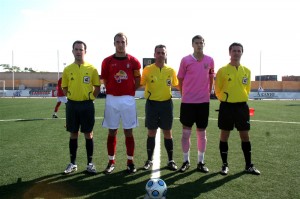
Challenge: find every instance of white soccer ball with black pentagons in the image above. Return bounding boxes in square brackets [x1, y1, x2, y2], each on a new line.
[145, 178, 167, 199]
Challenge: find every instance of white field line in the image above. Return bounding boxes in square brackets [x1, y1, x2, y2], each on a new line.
[1, 117, 300, 125]
[205, 117, 300, 125]
[151, 128, 161, 179]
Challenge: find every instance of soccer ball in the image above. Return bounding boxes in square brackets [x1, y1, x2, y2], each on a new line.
[145, 178, 167, 199]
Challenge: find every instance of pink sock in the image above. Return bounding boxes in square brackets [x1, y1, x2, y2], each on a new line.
[182, 129, 191, 153]
[197, 130, 207, 152]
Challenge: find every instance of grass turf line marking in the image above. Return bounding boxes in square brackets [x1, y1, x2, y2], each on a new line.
[1, 117, 299, 125]
[151, 128, 161, 179]
[205, 117, 300, 124]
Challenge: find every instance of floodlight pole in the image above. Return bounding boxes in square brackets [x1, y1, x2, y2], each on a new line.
[259, 51, 262, 88]
[57, 50, 60, 80]
[12, 50, 15, 91]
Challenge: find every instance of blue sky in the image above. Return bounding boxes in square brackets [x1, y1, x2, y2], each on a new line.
[1, 0, 299, 80]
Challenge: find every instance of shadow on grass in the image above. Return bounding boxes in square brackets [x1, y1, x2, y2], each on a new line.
[0, 169, 151, 199]
[160, 169, 245, 198]
[0, 167, 246, 199]
[285, 104, 300, 106]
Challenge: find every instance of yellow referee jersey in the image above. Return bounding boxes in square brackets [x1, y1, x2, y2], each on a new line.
[62, 62, 100, 101]
[215, 64, 251, 103]
[141, 63, 178, 101]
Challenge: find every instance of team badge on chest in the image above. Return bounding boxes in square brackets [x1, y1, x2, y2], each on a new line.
[166, 79, 171, 86]
[242, 77, 248, 84]
[83, 76, 90, 84]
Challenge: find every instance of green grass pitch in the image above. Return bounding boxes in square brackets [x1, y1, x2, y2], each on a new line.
[0, 98, 299, 198]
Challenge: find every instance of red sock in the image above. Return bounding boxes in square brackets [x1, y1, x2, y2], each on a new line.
[54, 102, 61, 112]
[126, 136, 135, 165]
[107, 135, 116, 164]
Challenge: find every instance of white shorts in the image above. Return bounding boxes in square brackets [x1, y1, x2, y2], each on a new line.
[57, 96, 68, 103]
[102, 94, 139, 129]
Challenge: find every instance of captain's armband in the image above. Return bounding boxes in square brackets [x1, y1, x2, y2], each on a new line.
[133, 70, 141, 77]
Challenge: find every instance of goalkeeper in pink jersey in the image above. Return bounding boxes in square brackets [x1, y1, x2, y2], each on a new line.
[177, 35, 215, 173]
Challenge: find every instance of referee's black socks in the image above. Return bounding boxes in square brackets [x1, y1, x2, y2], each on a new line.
[219, 141, 228, 165]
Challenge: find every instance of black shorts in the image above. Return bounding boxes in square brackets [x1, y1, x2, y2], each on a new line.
[180, 103, 209, 128]
[218, 102, 250, 131]
[145, 99, 173, 130]
[66, 100, 95, 133]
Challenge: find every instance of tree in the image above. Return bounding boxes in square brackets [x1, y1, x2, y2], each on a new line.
[0, 64, 11, 71]
[24, 67, 36, 72]
[1, 64, 36, 72]
[0, 64, 21, 72]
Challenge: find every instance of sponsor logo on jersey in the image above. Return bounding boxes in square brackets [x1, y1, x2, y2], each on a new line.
[114, 70, 128, 83]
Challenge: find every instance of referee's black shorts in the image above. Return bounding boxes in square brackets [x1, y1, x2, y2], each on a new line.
[218, 101, 250, 131]
[145, 99, 173, 130]
[66, 99, 95, 133]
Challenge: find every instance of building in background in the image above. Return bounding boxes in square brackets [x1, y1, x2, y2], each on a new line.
[1, 73, 300, 98]
[282, 75, 300, 81]
[255, 75, 278, 81]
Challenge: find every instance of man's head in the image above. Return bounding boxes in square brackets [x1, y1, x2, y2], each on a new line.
[72, 40, 87, 63]
[229, 42, 243, 62]
[192, 35, 205, 53]
[192, 35, 205, 44]
[114, 32, 128, 55]
[72, 40, 87, 51]
[229, 42, 243, 53]
[154, 44, 167, 64]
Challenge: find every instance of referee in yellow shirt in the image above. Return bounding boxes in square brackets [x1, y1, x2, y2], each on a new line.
[61, 40, 100, 174]
[215, 42, 260, 175]
[141, 44, 179, 171]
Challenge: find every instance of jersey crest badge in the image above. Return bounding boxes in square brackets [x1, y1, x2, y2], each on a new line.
[242, 77, 248, 84]
[166, 79, 171, 86]
[204, 63, 209, 69]
[83, 76, 90, 84]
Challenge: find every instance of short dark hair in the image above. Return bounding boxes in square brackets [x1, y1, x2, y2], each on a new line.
[229, 42, 243, 53]
[154, 44, 166, 52]
[192, 35, 204, 43]
[114, 32, 128, 44]
[72, 40, 87, 50]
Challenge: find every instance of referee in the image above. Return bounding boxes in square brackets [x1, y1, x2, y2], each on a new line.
[215, 42, 260, 175]
[62, 40, 100, 174]
[141, 44, 179, 171]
